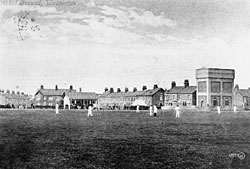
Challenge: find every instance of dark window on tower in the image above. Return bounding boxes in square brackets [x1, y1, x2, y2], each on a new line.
[213, 98, 218, 106]
[225, 98, 229, 106]
[211, 82, 221, 93]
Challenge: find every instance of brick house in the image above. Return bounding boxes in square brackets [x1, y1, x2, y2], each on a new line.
[34, 85, 76, 108]
[138, 86, 165, 107]
[233, 85, 250, 108]
[165, 80, 197, 107]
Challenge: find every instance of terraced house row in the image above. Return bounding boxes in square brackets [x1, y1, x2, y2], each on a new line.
[0, 90, 31, 108]
[98, 85, 165, 110]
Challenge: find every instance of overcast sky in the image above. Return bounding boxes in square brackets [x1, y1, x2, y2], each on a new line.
[1, 0, 250, 95]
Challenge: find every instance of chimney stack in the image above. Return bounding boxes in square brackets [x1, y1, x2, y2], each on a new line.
[110, 88, 114, 93]
[6, 90, 10, 94]
[17, 91, 20, 95]
[142, 86, 147, 91]
[153, 84, 158, 89]
[117, 88, 121, 92]
[133, 87, 137, 92]
[235, 85, 239, 91]
[70, 85, 73, 90]
[12, 91, 15, 94]
[79, 88, 82, 92]
[104, 87, 108, 92]
[55, 85, 58, 90]
[171, 81, 176, 88]
[125, 87, 129, 93]
[184, 79, 189, 88]
[21, 92, 24, 95]
[40, 85, 44, 89]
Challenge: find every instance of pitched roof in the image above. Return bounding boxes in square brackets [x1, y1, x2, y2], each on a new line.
[167, 86, 185, 94]
[100, 91, 110, 97]
[106, 91, 138, 98]
[36, 89, 76, 96]
[66, 92, 98, 100]
[238, 89, 250, 97]
[143, 88, 163, 96]
[178, 86, 197, 94]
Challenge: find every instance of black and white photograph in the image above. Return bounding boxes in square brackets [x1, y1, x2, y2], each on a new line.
[1, 0, 250, 168]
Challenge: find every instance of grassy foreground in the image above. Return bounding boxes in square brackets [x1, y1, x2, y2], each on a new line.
[0, 109, 250, 169]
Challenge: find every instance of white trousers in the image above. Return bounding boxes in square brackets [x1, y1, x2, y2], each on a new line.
[176, 111, 180, 118]
[87, 111, 93, 117]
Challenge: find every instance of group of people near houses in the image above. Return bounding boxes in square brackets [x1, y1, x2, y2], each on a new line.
[55, 103, 94, 116]
[54, 103, 239, 118]
[136, 105, 158, 116]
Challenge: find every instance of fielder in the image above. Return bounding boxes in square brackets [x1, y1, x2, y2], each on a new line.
[233, 105, 237, 113]
[217, 106, 221, 114]
[136, 105, 140, 113]
[175, 105, 180, 118]
[153, 105, 157, 116]
[55, 103, 59, 114]
[87, 105, 93, 117]
[149, 105, 153, 116]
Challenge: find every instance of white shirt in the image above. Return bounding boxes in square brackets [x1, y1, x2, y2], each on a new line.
[153, 106, 157, 113]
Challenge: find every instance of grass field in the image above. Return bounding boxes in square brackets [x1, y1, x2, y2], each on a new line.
[0, 109, 250, 169]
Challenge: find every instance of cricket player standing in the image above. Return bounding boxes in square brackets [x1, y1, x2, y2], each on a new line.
[149, 105, 153, 116]
[153, 105, 157, 116]
[233, 105, 237, 113]
[55, 103, 59, 114]
[136, 105, 140, 113]
[175, 105, 180, 118]
[87, 105, 93, 117]
[217, 106, 221, 114]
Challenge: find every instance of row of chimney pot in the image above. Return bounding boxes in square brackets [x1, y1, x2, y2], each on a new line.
[171, 79, 189, 88]
[0, 90, 26, 95]
[105, 85, 159, 93]
[41, 85, 85, 92]
[41, 85, 74, 91]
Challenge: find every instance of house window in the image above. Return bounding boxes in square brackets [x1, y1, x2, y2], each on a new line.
[165, 95, 169, 101]
[49, 97, 53, 101]
[36, 97, 41, 101]
[225, 98, 229, 106]
[160, 94, 163, 101]
[44, 96, 47, 100]
[213, 98, 218, 106]
[43, 102, 46, 106]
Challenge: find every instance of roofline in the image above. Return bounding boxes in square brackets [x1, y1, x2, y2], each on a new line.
[196, 67, 235, 71]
